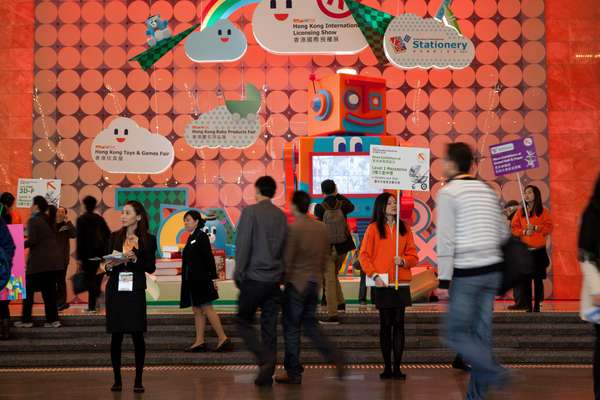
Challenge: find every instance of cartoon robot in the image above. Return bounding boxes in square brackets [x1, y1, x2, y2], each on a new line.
[145, 15, 172, 47]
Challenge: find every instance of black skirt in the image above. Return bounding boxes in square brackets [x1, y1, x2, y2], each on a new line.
[105, 275, 147, 334]
[531, 247, 550, 280]
[179, 278, 219, 308]
[371, 286, 412, 309]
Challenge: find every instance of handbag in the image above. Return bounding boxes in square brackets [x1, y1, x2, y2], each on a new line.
[71, 271, 88, 294]
[498, 236, 534, 295]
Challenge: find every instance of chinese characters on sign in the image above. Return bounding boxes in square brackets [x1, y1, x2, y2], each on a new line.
[490, 137, 539, 176]
[369, 145, 430, 192]
[16, 179, 61, 208]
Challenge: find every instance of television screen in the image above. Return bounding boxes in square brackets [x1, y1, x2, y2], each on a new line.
[311, 155, 382, 195]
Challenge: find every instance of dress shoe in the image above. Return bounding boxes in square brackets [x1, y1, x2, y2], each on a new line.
[392, 370, 407, 380]
[275, 371, 302, 384]
[452, 355, 471, 372]
[507, 304, 529, 311]
[133, 384, 145, 393]
[380, 369, 393, 380]
[254, 361, 275, 386]
[185, 343, 207, 353]
[318, 316, 340, 325]
[110, 383, 122, 392]
[214, 338, 233, 352]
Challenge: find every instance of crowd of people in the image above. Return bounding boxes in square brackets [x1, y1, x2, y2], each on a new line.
[0, 142, 598, 399]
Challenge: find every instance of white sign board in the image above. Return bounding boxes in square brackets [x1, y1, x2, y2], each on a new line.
[17, 178, 61, 208]
[369, 145, 430, 191]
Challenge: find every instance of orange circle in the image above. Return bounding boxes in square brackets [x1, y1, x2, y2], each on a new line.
[80, 93, 104, 115]
[33, 139, 56, 162]
[313, 55, 335, 67]
[430, 136, 453, 158]
[522, 18, 545, 41]
[242, 183, 258, 205]
[289, 68, 311, 90]
[221, 148, 242, 161]
[56, 92, 79, 115]
[196, 148, 219, 160]
[56, 139, 79, 161]
[499, 42, 522, 64]
[173, 92, 195, 115]
[127, 23, 148, 46]
[266, 114, 290, 137]
[523, 41, 546, 64]
[80, 138, 93, 161]
[220, 161, 243, 184]
[244, 139, 266, 160]
[500, 111, 524, 133]
[36, 2, 58, 23]
[383, 67, 405, 88]
[173, 138, 195, 160]
[58, 47, 81, 69]
[242, 160, 266, 184]
[81, 47, 103, 69]
[430, 89, 452, 111]
[500, 88, 524, 110]
[476, 88, 500, 110]
[290, 113, 307, 136]
[499, 65, 522, 87]
[58, 24, 80, 46]
[406, 112, 429, 135]
[58, 2, 81, 23]
[104, 47, 127, 69]
[453, 67, 476, 87]
[196, 184, 220, 207]
[404, 0, 428, 16]
[104, 92, 126, 115]
[430, 158, 445, 181]
[149, 114, 173, 135]
[477, 134, 500, 157]
[150, 92, 173, 114]
[196, 160, 220, 184]
[451, 0, 474, 18]
[266, 91, 289, 113]
[407, 136, 429, 149]
[150, 1, 174, 20]
[59, 185, 78, 209]
[34, 93, 56, 116]
[34, 116, 56, 138]
[173, 69, 195, 91]
[220, 68, 242, 91]
[150, 70, 173, 91]
[130, 116, 149, 130]
[453, 88, 476, 111]
[220, 184, 243, 207]
[336, 54, 359, 66]
[36, 25, 57, 46]
[174, 1, 196, 22]
[360, 67, 382, 78]
[522, 0, 544, 17]
[498, 19, 521, 41]
[476, 42, 499, 64]
[266, 67, 289, 91]
[406, 69, 429, 89]
[172, 161, 195, 184]
[32, 163, 56, 180]
[523, 64, 546, 86]
[150, 167, 173, 185]
[430, 112, 452, 135]
[474, 0, 497, 18]
[82, 1, 103, 23]
[498, 0, 520, 17]
[174, 43, 194, 68]
[267, 137, 287, 160]
[127, 69, 150, 92]
[454, 112, 476, 134]
[387, 90, 406, 112]
[475, 19, 498, 41]
[57, 70, 80, 92]
[127, 92, 150, 114]
[524, 110, 547, 133]
[104, 1, 127, 23]
[57, 116, 79, 139]
[524, 87, 546, 110]
[405, 89, 428, 111]
[102, 185, 120, 207]
[477, 157, 496, 181]
[35, 47, 57, 69]
[266, 160, 285, 182]
[475, 65, 499, 87]
[290, 90, 307, 113]
[81, 24, 103, 46]
[126, 174, 149, 185]
[127, 1, 149, 23]
[80, 162, 103, 184]
[35, 70, 57, 92]
[174, 115, 193, 137]
[530, 133, 548, 156]
[196, 68, 219, 90]
[104, 23, 127, 46]
[387, 113, 406, 135]
[313, 67, 335, 80]
[79, 70, 102, 92]
[429, 69, 452, 88]
[80, 116, 102, 138]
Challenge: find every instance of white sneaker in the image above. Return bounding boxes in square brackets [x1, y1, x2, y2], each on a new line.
[14, 321, 33, 328]
[43, 321, 62, 328]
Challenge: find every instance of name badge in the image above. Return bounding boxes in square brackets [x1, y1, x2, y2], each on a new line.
[118, 272, 134, 292]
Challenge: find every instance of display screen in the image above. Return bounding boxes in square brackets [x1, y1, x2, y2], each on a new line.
[311, 155, 382, 196]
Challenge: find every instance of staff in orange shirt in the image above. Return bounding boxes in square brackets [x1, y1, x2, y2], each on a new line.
[359, 192, 418, 381]
[511, 185, 553, 312]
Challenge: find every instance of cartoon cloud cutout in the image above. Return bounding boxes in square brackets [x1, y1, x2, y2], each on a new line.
[92, 117, 175, 174]
[253, 0, 367, 54]
[185, 84, 262, 149]
[185, 20, 247, 63]
[383, 13, 475, 69]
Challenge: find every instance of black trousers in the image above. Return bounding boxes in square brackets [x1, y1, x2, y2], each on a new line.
[82, 261, 103, 310]
[56, 268, 68, 306]
[0, 300, 9, 319]
[595, 325, 600, 400]
[359, 270, 369, 303]
[22, 271, 59, 323]
[521, 277, 544, 310]
[236, 280, 281, 374]
[111, 332, 145, 385]
[378, 306, 406, 371]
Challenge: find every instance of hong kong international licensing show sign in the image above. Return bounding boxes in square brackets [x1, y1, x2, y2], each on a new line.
[369, 145, 431, 192]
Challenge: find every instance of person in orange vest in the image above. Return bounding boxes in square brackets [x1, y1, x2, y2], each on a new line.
[511, 185, 553, 313]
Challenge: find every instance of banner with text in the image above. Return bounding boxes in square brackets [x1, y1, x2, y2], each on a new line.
[369, 145, 430, 191]
[490, 137, 539, 176]
[17, 178, 61, 208]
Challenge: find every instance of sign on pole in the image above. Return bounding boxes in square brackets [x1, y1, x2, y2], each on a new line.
[16, 178, 61, 208]
[490, 137, 539, 177]
[369, 145, 431, 192]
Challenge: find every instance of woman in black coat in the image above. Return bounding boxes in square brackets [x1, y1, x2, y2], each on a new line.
[180, 210, 232, 353]
[103, 201, 156, 393]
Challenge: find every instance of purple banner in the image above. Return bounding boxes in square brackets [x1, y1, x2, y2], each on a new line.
[490, 137, 539, 176]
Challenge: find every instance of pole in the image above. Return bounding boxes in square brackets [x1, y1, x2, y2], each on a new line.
[395, 190, 400, 291]
[516, 172, 530, 226]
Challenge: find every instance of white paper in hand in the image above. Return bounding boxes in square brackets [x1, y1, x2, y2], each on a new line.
[366, 273, 389, 287]
[584, 307, 600, 324]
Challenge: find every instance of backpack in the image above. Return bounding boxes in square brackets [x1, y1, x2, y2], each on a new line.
[322, 201, 349, 245]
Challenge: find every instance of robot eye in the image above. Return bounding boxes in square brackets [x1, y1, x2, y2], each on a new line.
[344, 90, 360, 110]
[369, 93, 383, 110]
[333, 137, 346, 153]
[218, 29, 222, 35]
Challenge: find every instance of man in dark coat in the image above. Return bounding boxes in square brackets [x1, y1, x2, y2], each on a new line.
[55, 206, 76, 311]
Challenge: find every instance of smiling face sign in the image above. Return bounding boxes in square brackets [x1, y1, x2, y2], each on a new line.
[185, 20, 247, 63]
[253, 0, 367, 54]
[113, 128, 129, 143]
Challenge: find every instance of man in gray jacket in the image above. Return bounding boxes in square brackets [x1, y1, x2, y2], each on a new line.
[234, 176, 287, 387]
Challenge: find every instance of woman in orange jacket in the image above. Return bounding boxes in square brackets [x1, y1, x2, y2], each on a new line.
[359, 192, 418, 380]
[512, 185, 553, 312]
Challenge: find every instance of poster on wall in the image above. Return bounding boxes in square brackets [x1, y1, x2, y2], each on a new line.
[0, 224, 26, 301]
[16, 178, 61, 208]
[369, 145, 431, 192]
[252, 0, 368, 54]
[490, 137, 540, 177]
[383, 13, 475, 69]
[185, 84, 262, 149]
[92, 118, 175, 174]
[185, 20, 248, 63]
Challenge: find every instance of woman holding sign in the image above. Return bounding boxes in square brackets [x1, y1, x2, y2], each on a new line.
[359, 192, 418, 380]
[512, 185, 553, 313]
[104, 201, 156, 393]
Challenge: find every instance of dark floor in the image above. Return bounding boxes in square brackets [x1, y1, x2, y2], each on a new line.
[0, 366, 592, 400]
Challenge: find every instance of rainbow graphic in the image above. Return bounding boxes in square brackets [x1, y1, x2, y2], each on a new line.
[201, 0, 261, 30]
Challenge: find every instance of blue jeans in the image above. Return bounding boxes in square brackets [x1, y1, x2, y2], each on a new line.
[282, 282, 339, 377]
[446, 271, 506, 400]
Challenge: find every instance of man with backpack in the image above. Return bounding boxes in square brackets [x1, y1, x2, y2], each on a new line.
[314, 179, 356, 324]
[76, 196, 110, 313]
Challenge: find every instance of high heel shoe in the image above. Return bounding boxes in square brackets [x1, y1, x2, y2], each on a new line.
[380, 368, 393, 380]
[133, 384, 145, 393]
[214, 338, 233, 352]
[185, 343, 207, 353]
[110, 383, 122, 392]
